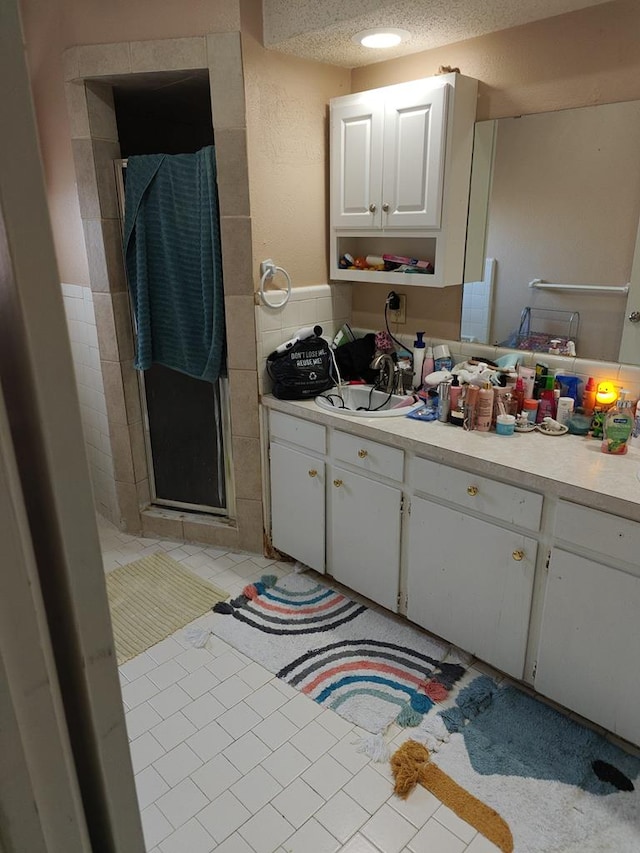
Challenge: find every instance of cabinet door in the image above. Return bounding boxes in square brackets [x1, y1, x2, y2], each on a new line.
[407, 497, 536, 678]
[328, 465, 401, 612]
[270, 442, 325, 573]
[535, 548, 640, 745]
[382, 83, 448, 229]
[331, 100, 384, 229]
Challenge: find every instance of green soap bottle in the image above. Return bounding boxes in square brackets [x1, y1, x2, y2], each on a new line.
[601, 389, 634, 455]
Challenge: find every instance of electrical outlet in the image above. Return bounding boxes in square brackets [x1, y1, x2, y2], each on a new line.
[389, 294, 406, 324]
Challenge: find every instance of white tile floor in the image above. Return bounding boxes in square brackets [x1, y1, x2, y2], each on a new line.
[100, 515, 503, 853]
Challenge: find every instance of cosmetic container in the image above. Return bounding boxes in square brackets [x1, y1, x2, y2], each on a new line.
[496, 414, 516, 435]
[523, 398, 538, 423]
[476, 383, 494, 432]
[556, 396, 575, 426]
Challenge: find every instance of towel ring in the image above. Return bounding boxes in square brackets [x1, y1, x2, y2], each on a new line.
[259, 260, 291, 308]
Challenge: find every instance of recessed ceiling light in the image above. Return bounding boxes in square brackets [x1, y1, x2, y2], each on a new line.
[353, 28, 410, 49]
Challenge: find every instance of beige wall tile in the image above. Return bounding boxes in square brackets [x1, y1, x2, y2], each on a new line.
[120, 360, 143, 426]
[231, 435, 262, 500]
[225, 295, 258, 370]
[208, 32, 246, 129]
[236, 498, 264, 554]
[93, 295, 118, 360]
[214, 128, 250, 216]
[93, 140, 122, 219]
[78, 43, 131, 78]
[136, 479, 151, 511]
[109, 422, 135, 483]
[129, 421, 148, 483]
[182, 516, 238, 549]
[84, 220, 110, 292]
[130, 37, 206, 73]
[228, 369, 259, 437]
[86, 82, 119, 141]
[220, 216, 253, 296]
[62, 46, 80, 82]
[112, 292, 134, 359]
[115, 481, 142, 534]
[101, 359, 127, 425]
[65, 81, 90, 139]
[72, 140, 100, 219]
[102, 219, 127, 293]
[141, 510, 184, 541]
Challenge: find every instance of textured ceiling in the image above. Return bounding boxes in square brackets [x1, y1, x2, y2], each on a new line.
[262, 0, 612, 67]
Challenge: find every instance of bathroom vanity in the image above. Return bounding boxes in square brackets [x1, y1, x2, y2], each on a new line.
[263, 395, 640, 746]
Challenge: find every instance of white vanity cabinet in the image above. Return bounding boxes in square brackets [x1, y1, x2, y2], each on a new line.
[268, 413, 404, 609]
[406, 458, 542, 679]
[535, 501, 640, 745]
[327, 432, 405, 612]
[329, 72, 478, 288]
[269, 412, 326, 573]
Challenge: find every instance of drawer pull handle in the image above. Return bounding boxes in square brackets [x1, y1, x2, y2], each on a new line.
[382, 202, 390, 212]
[467, 485, 479, 496]
[358, 449, 368, 458]
[308, 469, 317, 478]
[512, 550, 524, 561]
[368, 203, 377, 213]
[333, 479, 343, 488]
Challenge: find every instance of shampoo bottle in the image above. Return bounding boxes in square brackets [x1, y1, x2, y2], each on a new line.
[602, 389, 634, 454]
[476, 383, 494, 432]
[412, 332, 426, 390]
[582, 377, 597, 416]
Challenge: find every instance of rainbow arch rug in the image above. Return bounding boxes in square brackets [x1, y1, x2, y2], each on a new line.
[211, 573, 468, 734]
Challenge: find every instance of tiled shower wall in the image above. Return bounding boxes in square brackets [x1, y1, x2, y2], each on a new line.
[61, 283, 118, 522]
[256, 283, 352, 392]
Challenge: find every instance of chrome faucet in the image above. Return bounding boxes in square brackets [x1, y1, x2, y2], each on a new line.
[371, 353, 402, 393]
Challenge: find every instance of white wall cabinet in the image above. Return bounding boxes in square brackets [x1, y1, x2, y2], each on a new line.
[535, 501, 640, 745]
[331, 82, 447, 230]
[407, 497, 537, 679]
[328, 464, 401, 612]
[329, 72, 478, 288]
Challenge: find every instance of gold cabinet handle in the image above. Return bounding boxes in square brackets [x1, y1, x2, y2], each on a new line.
[333, 479, 343, 488]
[512, 550, 524, 561]
[308, 469, 317, 478]
[358, 449, 368, 459]
[467, 485, 479, 496]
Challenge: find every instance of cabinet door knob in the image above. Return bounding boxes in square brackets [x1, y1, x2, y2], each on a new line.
[308, 469, 317, 478]
[357, 449, 368, 458]
[467, 485, 479, 496]
[512, 549, 524, 561]
[382, 202, 389, 212]
[333, 479, 343, 488]
[368, 203, 377, 213]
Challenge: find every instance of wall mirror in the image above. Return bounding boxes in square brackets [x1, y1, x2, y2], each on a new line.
[462, 99, 640, 363]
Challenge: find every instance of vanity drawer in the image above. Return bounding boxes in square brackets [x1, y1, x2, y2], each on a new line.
[554, 500, 639, 568]
[332, 430, 404, 482]
[270, 411, 325, 454]
[412, 457, 542, 531]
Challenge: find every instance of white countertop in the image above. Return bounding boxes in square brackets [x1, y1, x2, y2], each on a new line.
[262, 395, 640, 522]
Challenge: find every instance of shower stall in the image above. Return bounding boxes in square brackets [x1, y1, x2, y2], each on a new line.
[113, 73, 232, 517]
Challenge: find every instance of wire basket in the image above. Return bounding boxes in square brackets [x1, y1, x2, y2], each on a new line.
[501, 307, 580, 353]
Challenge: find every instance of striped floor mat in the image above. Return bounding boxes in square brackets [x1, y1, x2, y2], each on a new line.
[106, 552, 227, 664]
[212, 573, 468, 734]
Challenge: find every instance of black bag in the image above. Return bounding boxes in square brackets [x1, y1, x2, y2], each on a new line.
[266, 335, 334, 400]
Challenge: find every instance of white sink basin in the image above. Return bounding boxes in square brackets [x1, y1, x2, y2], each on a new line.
[315, 385, 422, 418]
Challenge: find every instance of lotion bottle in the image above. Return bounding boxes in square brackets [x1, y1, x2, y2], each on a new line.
[476, 383, 494, 432]
[421, 346, 435, 386]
